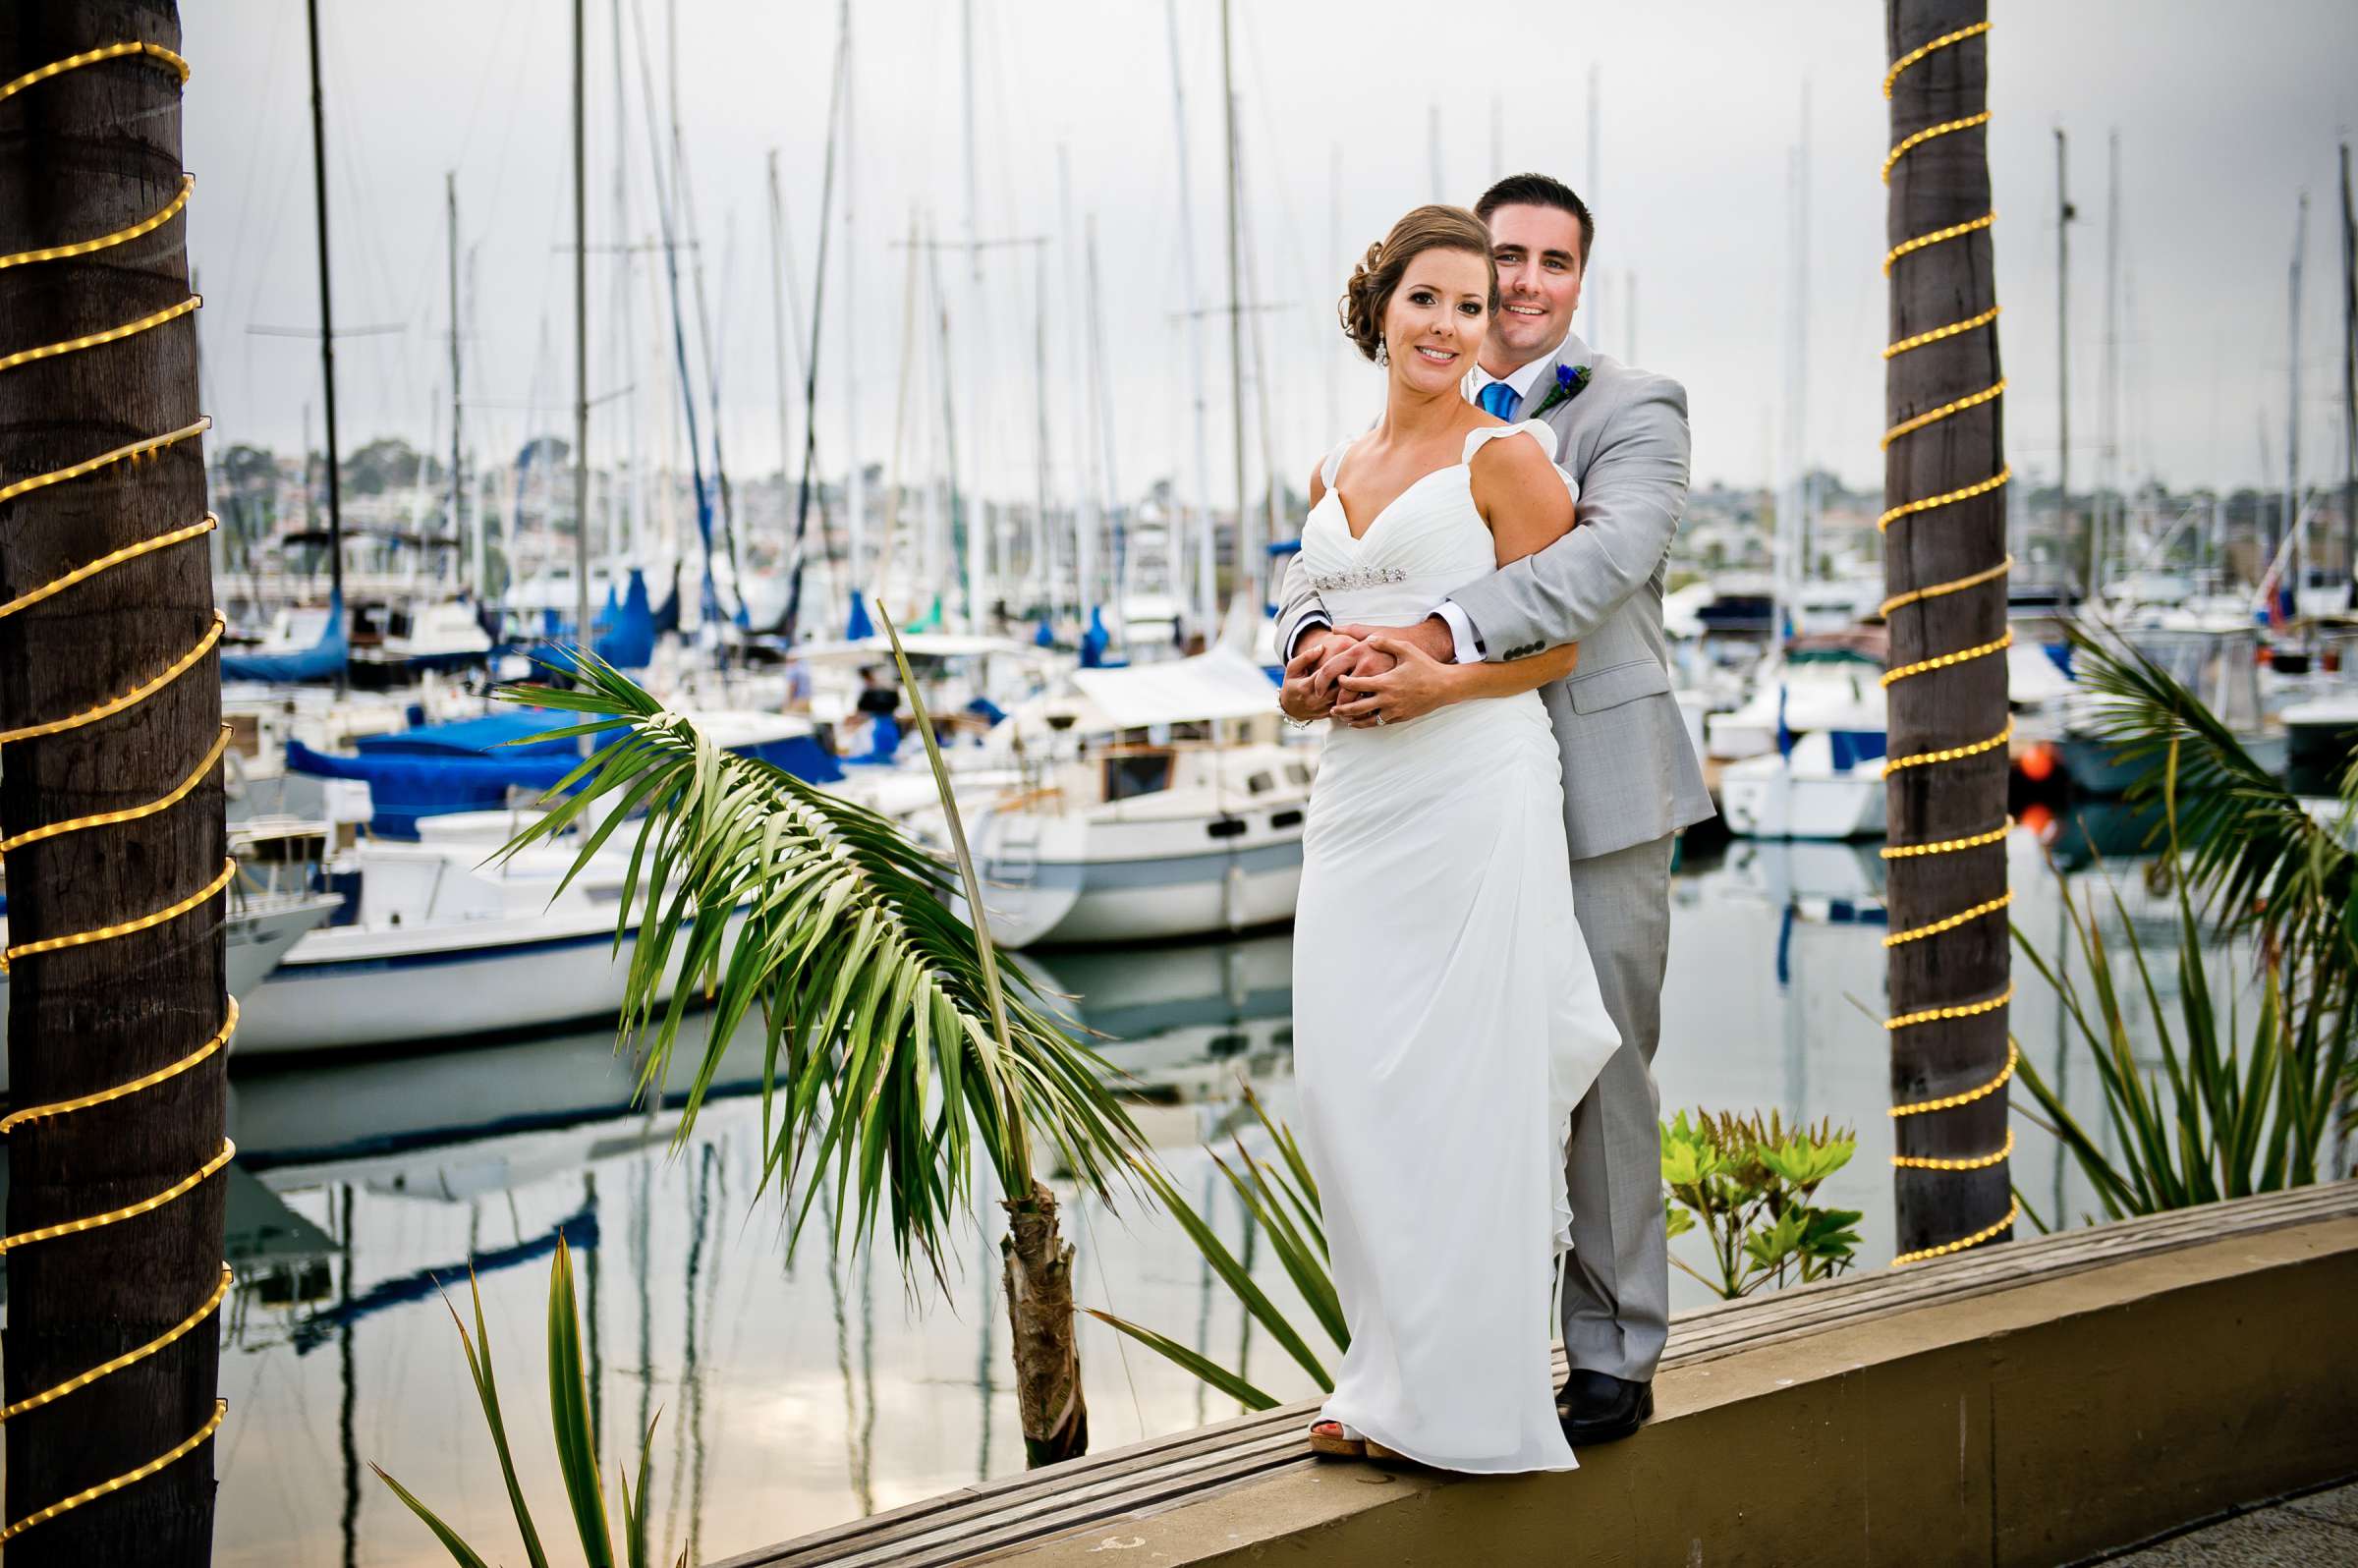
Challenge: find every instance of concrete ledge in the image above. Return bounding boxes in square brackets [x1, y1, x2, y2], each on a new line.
[717, 1182, 2358, 1568]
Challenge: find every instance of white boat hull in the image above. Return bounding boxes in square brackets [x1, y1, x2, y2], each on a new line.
[236, 906, 739, 1056]
[1720, 758, 1887, 841]
[962, 800, 1305, 948]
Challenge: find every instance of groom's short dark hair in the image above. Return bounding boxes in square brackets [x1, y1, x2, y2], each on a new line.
[1476, 174, 1594, 267]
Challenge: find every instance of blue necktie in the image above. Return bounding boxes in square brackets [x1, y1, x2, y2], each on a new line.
[1478, 381, 1518, 420]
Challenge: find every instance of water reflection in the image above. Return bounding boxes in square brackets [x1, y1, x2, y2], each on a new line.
[13, 830, 2261, 1564]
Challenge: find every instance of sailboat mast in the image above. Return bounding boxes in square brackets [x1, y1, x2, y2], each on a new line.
[574, 0, 592, 661]
[611, 0, 642, 562]
[447, 172, 464, 589]
[1220, 0, 1250, 606]
[2112, 131, 2131, 587]
[1087, 213, 1126, 652]
[2286, 191, 2309, 613]
[2055, 129, 2076, 593]
[305, 0, 345, 675]
[1033, 240, 1053, 620]
[767, 149, 797, 599]
[843, 0, 865, 610]
[1059, 145, 1094, 630]
[2341, 139, 2355, 600]
[782, 28, 849, 644]
[1166, 0, 1217, 632]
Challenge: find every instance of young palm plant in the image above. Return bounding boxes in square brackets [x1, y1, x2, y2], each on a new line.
[493, 620, 1146, 1467]
[373, 1237, 677, 1568]
[1087, 1086, 1340, 1411]
[2065, 626, 2357, 1032]
[2012, 848, 2352, 1223]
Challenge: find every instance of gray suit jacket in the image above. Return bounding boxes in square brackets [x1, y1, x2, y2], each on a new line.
[1278, 331, 1714, 861]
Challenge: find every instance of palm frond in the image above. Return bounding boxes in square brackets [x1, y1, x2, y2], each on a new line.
[2065, 625, 2358, 1018]
[494, 648, 1146, 1281]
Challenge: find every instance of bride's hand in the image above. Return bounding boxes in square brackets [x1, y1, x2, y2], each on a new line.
[1332, 634, 1457, 728]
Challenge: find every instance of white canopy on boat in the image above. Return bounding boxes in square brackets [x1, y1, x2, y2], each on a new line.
[796, 632, 1034, 662]
[1066, 647, 1278, 729]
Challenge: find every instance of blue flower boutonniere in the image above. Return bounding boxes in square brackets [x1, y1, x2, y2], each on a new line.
[1525, 363, 1592, 421]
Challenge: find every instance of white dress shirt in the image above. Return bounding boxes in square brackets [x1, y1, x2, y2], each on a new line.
[1288, 336, 1571, 667]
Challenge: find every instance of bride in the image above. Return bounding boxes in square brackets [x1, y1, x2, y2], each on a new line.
[1291, 204, 1621, 1473]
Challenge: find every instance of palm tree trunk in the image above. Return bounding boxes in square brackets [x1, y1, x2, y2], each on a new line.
[1882, 0, 2015, 1261]
[1000, 1181, 1088, 1466]
[0, 5, 230, 1561]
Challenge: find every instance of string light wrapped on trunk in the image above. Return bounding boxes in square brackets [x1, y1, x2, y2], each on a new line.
[0, 37, 235, 1543]
[1879, 13, 2016, 1267]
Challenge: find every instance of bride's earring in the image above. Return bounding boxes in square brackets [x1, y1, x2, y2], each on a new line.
[1376, 339, 1389, 366]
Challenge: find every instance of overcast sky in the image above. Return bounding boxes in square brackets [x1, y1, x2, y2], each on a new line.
[182, 1, 2358, 510]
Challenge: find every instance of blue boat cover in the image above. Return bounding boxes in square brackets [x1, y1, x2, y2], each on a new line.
[1826, 729, 1888, 772]
[220, 589, 346, 684]
[293, 705, 842, 837]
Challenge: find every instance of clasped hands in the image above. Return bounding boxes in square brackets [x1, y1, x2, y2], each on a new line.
[1280, 617, 1459, 729]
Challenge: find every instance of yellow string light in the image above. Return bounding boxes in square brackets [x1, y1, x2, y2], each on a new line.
[0, 516, 217, 623]
[1881, 816, 2013, 861]
[0, 38, 231, 1544]
[0, 40, 189, 107]
[1883, 889, 2014, 948]
[1890, 1199, 2019, 1267]
[1884, 305, 2002, 360]
[0, 174, 193, 271]
[1882, 111, 1992, 183]
[0, 727, 228, 861]
[1876, 12, 2018, 1262]
[0, 1141, 235, 1256]
[0, 294, 202, 375]
[1881, 629, 2013, 687]
[0, 611, 225, 749]
[1886, 982, 2015, 1031]
[0, 857, 236, 971]
[0, 1399, 228, 1543]
[0, 1000, 237, 1135]
[1880, 555, 2013, 618]
[1883, 211, 1995, 276]
[1881, 376, 2006, 450]
[1891, 1041, 2020, 1118]
[0, 1265, 232, 1423]
[1878, 467, 2012, 532]
[1883, 720, 2013, 773]
[0, 415, 211, 506]
[1883, 20, 1992, 97]
[1893, 1130, 2015, 1171]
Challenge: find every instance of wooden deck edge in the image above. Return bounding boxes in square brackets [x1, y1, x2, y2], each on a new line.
[717, 1181, 2358, 1568]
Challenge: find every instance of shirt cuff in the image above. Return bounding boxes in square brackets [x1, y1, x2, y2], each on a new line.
[1283, 612, 1332, 664]
[1433, 600, 1486, 664]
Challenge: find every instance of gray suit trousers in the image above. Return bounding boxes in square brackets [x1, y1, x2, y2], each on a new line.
[1559, 830, 1675, 1383]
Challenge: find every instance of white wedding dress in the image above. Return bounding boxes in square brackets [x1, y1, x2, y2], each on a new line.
[1293, 420, 1621, 1473]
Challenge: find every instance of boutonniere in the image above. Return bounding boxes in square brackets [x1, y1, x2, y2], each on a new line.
[1524, 363, 1592, 420]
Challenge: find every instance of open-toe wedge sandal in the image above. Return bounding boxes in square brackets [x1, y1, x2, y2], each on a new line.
[1307, 1420, 1367, 1458]
[1308, 1421, 1413, 1464]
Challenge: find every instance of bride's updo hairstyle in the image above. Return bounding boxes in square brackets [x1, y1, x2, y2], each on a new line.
[1339, 203, 1499, 364]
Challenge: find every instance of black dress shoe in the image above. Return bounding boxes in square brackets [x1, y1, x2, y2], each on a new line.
[1556, 1370, 1654, 1445]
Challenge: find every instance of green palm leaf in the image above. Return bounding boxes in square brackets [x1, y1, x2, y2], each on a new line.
[2066, 626, 2358, 1022]
[493, 648, 1147, 1281]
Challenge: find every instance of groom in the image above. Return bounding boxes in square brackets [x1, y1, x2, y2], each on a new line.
[1278, 172, 1713, 1444]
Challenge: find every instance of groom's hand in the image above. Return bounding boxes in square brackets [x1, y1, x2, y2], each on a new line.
[1337, 616, 1457, 666]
